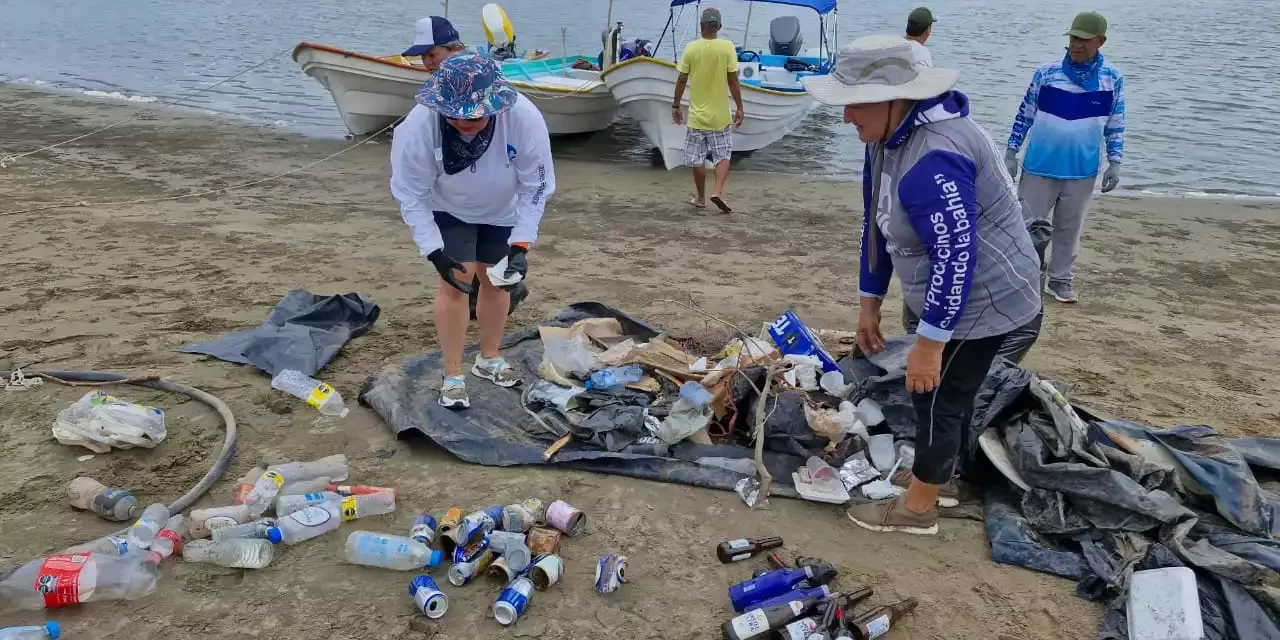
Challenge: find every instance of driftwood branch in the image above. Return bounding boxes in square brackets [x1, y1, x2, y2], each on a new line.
[753, 362, 781, 505]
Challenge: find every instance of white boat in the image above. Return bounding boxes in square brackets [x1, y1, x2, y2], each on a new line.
[292, 43, 618, 137]
[600, 0, 838, 169]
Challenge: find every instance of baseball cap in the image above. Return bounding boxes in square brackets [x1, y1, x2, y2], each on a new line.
[907, 7, 935, 25]
[404, 16, 460, 57]
[700, 7, 722, 28]
[1065, 11, 1107, 39]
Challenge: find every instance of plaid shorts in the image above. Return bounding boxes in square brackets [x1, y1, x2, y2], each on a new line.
[682, 125, 733, 166]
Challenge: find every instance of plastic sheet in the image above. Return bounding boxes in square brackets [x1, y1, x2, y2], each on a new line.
[181, 289, 379, 376]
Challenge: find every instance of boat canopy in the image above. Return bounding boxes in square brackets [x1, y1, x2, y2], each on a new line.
[668, 0, 837, 16]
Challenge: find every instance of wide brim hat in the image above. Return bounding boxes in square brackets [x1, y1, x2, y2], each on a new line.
[801, 34, 959, 106]
[415, 52, 518, 119]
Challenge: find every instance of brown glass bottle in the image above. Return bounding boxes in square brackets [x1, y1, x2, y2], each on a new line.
[716, 536, 784, 563]
[849, 598, 918, 640]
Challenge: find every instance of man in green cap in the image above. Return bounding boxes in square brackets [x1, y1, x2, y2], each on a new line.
[904, 7, 935, 67]
[1005, 11, 1125, 304]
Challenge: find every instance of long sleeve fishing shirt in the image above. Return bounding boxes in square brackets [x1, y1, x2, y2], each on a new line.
[390, 94, 556, 256]
[1007, 53, 1125, 180]
[859, 91, 1042, 342]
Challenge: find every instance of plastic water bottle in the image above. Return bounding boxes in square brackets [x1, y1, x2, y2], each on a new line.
[267, 501, 343, 545]
[188, 504, 252, 538]
[232, 462, 267, 504]
[63, 534, 130, 556]
[183, 539, 275, 569]
[0, 622, 61, 639]
[0, 552, 160, 610]
[241, 455, 349, 517]
[152, 514, 187, 558]
[125, 503, 170, 550]
[584, 364, 643, 390]
[277, 477, 332, 499]
[271, 369, 350, 417]
[275, 491, 343, 516]
[338, 491, 396, 521]
[67, 477, 138, 522]
[212, 518, 277, 541]
[344, 531, 444, 570]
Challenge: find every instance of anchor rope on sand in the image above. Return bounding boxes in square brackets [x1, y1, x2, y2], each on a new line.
[0, 116, 401, 217]
[0, 47, 295, 169]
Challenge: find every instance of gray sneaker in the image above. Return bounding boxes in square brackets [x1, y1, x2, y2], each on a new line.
[1047, 280, 1079, 303]
[438, 375, 470, 409]
[472, 356, 521, 388]
[846, 496, 939, 536]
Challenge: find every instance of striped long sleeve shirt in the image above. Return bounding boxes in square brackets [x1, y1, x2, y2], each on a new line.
[1007, 54, 1125, 180]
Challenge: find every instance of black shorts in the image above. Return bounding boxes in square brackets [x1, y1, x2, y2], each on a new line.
[434, 211, 512, 265]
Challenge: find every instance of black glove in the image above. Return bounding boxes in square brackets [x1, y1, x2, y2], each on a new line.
[427, 250, 474, 294]
[502, 245, 528, 290]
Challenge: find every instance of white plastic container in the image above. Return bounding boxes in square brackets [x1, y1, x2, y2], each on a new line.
[1128, 567, 1204, 640]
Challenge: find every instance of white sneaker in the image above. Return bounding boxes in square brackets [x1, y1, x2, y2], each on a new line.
[472, 356, 521, 388]
[438, 375, 470, 409]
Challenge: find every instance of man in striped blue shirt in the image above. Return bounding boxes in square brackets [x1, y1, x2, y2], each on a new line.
[1005, 11, 1124, 303]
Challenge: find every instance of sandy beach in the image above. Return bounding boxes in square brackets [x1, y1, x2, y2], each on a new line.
[2, 83, 1279, 639]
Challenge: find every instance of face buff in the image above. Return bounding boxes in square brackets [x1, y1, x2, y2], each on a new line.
[439, 114, 497, 175]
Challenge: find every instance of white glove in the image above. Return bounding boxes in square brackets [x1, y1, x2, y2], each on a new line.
[1004, 149, 1020, 180]
[1101, 163, 1121, 193]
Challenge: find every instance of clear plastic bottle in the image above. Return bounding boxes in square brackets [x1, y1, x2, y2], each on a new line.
[338, 491, 396, 521]
[267, 501, 343, 545]
[0, 552, 160, 610]
[152, 514, 187, 558]
[241, 455, 349, 517]
[211, 518, 277, 542]
[344, 531, 444, 570]
[182, 539, 274, 569]
[0, 622, 61, 639]
[275, 492, 343, 517]
[232, 462, 268, 504]
[270, 370, 350, 418]
[67, 477, 138, 522]
[125, 503, 170, 550]
[188, 504, 252, 538]
[584, 364, 643, 390]
[63, 534, 130, 556]
[277, 477, 332, 499]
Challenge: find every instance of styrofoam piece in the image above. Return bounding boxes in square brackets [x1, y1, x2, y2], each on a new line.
[866, 434, 896, 470]
[1128, 567, 1204, 640]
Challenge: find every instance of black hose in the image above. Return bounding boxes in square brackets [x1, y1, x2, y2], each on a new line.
[1, 370, 238, 547]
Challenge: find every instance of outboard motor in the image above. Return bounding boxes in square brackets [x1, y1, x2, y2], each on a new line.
[768, 16, 803, 57]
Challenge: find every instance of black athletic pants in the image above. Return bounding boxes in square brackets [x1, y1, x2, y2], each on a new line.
[910, 334, 1006, 485]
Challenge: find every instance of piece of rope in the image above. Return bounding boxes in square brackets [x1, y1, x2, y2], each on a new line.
[0, 115, 402, 217]
[0, 47, 294, 169]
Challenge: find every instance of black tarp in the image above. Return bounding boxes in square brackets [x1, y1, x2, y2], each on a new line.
[846, 337, 1280, 640]
[359, 302, 809, 497]
[180, 289, 380, 377]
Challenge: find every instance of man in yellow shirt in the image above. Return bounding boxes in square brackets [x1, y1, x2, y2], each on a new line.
[672, 7, 744, 213]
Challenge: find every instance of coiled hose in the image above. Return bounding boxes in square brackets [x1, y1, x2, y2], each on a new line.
[1, 370, 238, 547]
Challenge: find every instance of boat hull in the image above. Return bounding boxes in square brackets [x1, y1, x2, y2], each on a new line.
[600, 57, 817, 170]
[292, 43, 617, 136]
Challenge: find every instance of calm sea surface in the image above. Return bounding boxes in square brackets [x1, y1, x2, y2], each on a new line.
[3, 0, 1278, 196]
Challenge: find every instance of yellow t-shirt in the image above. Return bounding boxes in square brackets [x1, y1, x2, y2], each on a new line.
[676, 37, 738, 131]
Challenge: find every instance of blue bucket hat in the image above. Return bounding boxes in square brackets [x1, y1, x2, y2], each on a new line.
[415, 52, 519, 119]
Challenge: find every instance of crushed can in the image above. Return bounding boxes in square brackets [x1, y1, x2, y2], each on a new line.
[488, 530, 527, 554]
[501, 503, 537, 532]
[503, 542, 532, 574]
[487, 556, 518, 583]
[530, 554, 564, 590]
[527, 526, 562, 555]
[493, 576, 534, 626]
[594, 553, 627, 594]
[453, 535, 490, 565]
[409, 575, 448, 619]
[546, 500, 587, 537]
[448, 550, 496, 587]
[410, 512, 437, 546]
[438, 506, 463, 550]
[458, 508, 499, 545]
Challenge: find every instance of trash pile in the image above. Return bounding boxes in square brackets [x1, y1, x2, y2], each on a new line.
[51, 392, 167, 453]
[3, 453, 614, 630]
[716, 536, 918, 639]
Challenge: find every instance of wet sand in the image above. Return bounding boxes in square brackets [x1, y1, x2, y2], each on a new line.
[2, 83, 1279, 639]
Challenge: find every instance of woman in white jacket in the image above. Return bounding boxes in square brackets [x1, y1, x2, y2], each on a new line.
[390, 53, 556, 409]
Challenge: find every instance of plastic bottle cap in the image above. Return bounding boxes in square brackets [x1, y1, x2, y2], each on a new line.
[339, 407, 350, 418]
[427, 549, 444, 568]
[45, 621, 62, 639]
[266, 527, 283, 544]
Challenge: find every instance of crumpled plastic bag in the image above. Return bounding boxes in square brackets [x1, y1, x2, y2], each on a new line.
[804, 401, 857, 443]
[654, 399, 712, 445]
[52, 391, 167, 453]
[540, 334, 601, 379]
